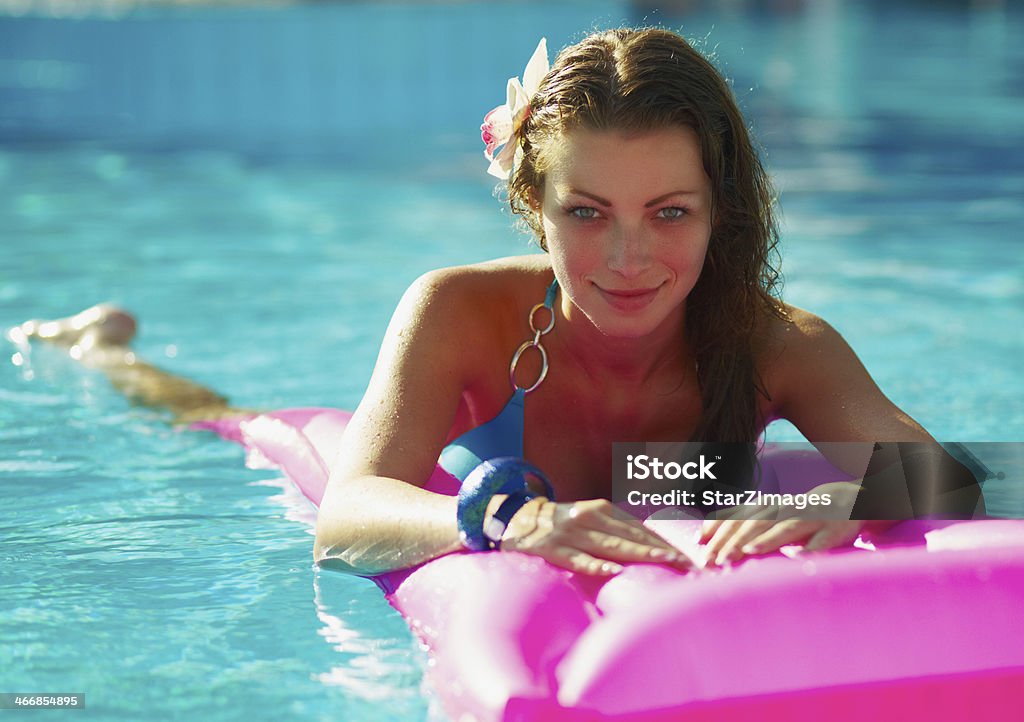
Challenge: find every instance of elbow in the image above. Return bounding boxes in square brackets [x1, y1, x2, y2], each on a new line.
[313, 520, 362, 574]
[313, 521, 393, 577]
[313, 484, 376, 574]
[312, 534, 333, 566]
[313, 538, 369, 576]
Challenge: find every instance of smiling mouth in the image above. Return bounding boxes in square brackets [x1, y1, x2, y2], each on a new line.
[595, 283, 662, 311]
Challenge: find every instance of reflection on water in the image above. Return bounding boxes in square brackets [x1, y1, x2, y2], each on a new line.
[313, 574, 429, 709]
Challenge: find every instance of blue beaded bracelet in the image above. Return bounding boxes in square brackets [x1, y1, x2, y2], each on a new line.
[457, 457, 555, 551]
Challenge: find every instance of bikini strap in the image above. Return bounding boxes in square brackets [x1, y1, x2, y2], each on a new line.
[543, 278, 558, 309]
[509, 278, 558, 394]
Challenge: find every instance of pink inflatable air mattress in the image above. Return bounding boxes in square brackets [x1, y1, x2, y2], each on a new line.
[193, 408, 1024, 721]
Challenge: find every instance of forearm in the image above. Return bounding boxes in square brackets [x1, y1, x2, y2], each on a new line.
[313, 474, 464, 576]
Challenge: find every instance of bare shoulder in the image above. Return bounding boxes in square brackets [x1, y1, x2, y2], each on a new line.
[753, 301, 864, 417]
[754, 299, 842, 356]
[753, 302, 930, 443]
[327, 255, 551, 490]
[758, 301, 834, 340]
[380, 254, 553, 392]
[434, 253, 554, 292]
[401, 255, 553, 338]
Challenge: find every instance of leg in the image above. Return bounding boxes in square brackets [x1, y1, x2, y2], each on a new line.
[9, 304, 258, 424]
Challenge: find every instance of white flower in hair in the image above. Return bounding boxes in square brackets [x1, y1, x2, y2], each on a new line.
[480, 38, 549, 180]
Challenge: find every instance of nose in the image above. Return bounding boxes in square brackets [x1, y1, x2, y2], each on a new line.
[605, 221, 653, 278]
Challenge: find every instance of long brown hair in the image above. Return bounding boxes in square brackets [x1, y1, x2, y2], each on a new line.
[507, 27, 786, 442]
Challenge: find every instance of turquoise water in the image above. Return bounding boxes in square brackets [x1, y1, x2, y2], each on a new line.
[2, 2, 1023, 721]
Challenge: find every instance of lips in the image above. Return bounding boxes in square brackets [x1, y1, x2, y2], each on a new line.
[595, 283, 662, 312]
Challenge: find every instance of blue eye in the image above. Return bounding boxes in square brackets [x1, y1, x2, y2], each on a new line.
[568, 206, 600, 220]
[658, 207, 688, 220]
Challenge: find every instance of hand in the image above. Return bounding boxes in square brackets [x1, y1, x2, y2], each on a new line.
[499, 498, 696, 576]
[699, 482, 894, 567]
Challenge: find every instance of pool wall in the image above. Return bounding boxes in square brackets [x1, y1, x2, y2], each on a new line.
[0, 2, 624, 149]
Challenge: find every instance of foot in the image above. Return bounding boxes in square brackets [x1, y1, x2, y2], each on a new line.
[8, 304, 138, 349]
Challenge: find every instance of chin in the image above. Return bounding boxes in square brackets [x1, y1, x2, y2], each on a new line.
[584, 306, 669, 339]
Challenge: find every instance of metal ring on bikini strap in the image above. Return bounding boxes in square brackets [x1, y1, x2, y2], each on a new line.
[509, 339, 548, 394]
[528, 302, 555, 337]
[509, 301, 555, 394]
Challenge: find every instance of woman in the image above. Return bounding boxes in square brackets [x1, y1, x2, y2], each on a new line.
[14, 28, 970, 579]
[312, 27, 958, 576]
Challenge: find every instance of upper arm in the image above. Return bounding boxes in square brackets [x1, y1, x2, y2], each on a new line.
[327, 268, 481, 490]
[764, 307, 934, 471]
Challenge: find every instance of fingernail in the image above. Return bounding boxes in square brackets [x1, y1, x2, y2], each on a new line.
[601, 562, 624, 575]
[715, 551, 735, 567]
[742, 544, 761, 554]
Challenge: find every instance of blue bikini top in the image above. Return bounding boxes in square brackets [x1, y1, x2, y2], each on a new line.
[439, 279, 559, 482]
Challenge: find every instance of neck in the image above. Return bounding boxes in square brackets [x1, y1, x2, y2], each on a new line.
[551, 295, 692, 390]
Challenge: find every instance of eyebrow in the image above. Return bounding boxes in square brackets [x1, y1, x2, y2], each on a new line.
[566, 188, 701, 207]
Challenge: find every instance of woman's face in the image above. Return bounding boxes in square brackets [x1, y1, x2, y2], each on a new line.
[537, 125, 713, 339]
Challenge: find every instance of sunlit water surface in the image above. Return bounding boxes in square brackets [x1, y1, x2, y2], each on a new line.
[2, 3, 1022, 720]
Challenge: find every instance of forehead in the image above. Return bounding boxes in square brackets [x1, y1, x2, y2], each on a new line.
[540, 126, 709, 195]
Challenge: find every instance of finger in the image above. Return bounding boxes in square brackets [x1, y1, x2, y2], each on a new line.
[506, 501, 691, 571]
[602, 503, 684, 544]
[566, 503, 694, 570]
[583, 519, 695, 569]
[703, 508, 777, 557]
[704, 518, 737, 565]
[703, 519, 745, 561]
[711, 519, 776, 566]
[545, 547, 624, 577]
[574, 502, 681, 552]
[700, 501, 765, 542]
[700, 518, 724, 542]
[573, 528, 694, 569]
[739, 519, 819, 555]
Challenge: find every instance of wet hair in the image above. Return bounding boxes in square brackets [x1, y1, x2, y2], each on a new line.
[508, 27, 786, 443]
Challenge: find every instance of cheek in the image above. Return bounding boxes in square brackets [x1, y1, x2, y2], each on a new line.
[539, 213, 555, 244]
[651, 233, 711, 291]
[547, 231, 601, 281]
[539, 207, 561, 252]
[541, 215, 581, 262]
[672, 221, 712, 263]
[545, 236, 596, 305]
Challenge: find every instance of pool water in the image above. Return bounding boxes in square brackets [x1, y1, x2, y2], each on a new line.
[2, 2, 1023, 721]
[1, 145, 506, 722]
